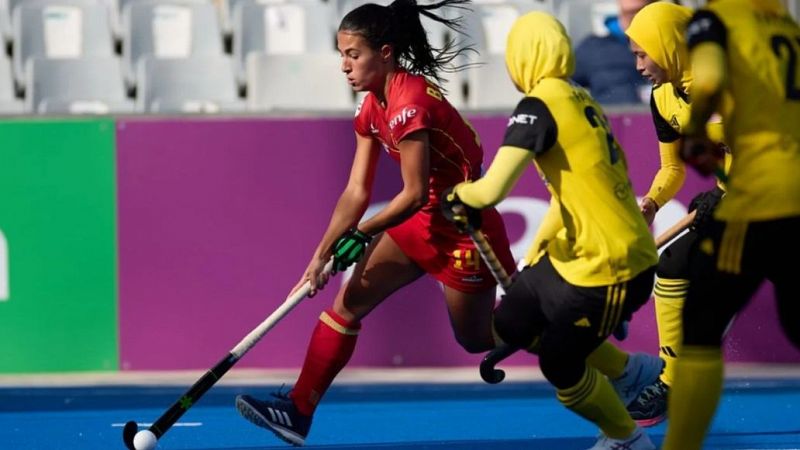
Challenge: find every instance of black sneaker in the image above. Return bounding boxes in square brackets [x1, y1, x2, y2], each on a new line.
[628, 379, 669, 427]
[236, 390, 312, 446]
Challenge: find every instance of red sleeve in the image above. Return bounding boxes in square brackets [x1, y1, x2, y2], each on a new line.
[387, 103, 431, 142]
[353, 94, 372, 137]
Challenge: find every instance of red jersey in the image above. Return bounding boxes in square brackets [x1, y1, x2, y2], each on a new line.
[354, 70, 484, 210]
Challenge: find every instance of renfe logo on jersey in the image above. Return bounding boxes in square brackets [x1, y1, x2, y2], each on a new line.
[508, 114, 537, 126]
[389, 107, 417, 129]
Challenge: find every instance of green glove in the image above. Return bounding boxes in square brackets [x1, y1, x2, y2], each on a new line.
[332, 228, 372, 272]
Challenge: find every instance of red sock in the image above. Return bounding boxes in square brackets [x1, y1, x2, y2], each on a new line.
[290, 308, 360, 416]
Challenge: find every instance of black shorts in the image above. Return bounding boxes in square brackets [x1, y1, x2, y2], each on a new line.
[683, 216, 800, 348]
[657, 229, 698, 279]
[494, 256, 656, 360]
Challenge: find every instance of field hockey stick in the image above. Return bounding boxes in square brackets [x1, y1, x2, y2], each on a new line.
[122, 259, 334, 450]
[460, 223, 519, 385]
[655, 210, 696, 249]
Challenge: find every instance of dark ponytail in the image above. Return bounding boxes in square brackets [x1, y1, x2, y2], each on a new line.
[338, 0, 475, 91]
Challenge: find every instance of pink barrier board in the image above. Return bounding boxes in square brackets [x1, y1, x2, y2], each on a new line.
[117, 115, 798, 370]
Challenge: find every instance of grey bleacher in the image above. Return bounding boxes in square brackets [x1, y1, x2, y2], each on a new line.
[26, 56, 133, 113]
[232, 0, 336, 87]
[122, 1, 224, 89]
[0, 0, 10, 44]
[246, 52, 353, 111]
[0, 51, 23, 112]
[12, 2, 114, 91]
[555, 0, 617, 49]
[466, 53, 520, 111]
[2, 0, 797, 116]
[136, 55, 244, 112]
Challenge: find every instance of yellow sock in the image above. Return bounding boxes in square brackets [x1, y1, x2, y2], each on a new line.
[653, 277, 689, 385]
[557, 366, 636, 439]
[662, 346, 724, 450]
[586, 340, 628, 379]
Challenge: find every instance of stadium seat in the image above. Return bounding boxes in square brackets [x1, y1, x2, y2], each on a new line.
[0, 52, 23, 113]
[136, 55, 245, 113]
[556, 0, 618, 47]
[0, 0, 9, 45]
[123, 1, 224, 89]
[437, 69, 465, 110]
[221, 0, 282, 37]
[233, 0, 337, 87]
[465, 53, 520, 111]
[6, 0, 100, 43]
[12, 2, 114, 91]
[25, 57, 133, 113]
[246, 52, 353, 112]
[459, 2, 520, 56]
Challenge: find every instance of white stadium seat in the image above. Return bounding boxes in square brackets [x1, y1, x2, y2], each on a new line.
[136, 55, 245, 113]
[246, 52, 353, 112]
[26, 56, 133, 113]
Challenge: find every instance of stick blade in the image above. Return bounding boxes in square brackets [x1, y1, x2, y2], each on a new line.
[122, 421, 138, 450]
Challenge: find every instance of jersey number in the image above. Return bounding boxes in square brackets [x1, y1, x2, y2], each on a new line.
[584, 106, 619, 164]
[770, 34, 800, 100]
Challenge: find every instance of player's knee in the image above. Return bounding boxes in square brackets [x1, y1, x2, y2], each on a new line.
[493, 310, 539, 350]
[454, 334, 493, 354]
[656, 246, 689, 279]
[538, 351, 584, 390]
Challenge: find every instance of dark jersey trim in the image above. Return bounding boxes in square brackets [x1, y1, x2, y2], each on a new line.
[686, 10, 727, 50]
[650, 91, 682, 143]
[502, 97, 557, 155]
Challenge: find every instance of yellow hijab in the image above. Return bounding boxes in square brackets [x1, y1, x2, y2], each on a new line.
[625, 2, 693, 92]
[505, 11, 574, 95]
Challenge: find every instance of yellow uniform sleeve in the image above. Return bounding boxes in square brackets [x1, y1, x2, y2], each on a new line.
[454, 145, 532, 208]
[645, 140, 687, 208]
[686, 42, 727, 136]
[523, 197, 563, 266]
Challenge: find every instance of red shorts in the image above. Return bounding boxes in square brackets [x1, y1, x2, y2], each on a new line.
[386, 206, 517, 293]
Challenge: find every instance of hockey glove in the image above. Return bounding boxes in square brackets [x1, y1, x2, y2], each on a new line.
[688, 186, 724, 231]
[332, 228, 372, 272]
[440, 187, 482, 232]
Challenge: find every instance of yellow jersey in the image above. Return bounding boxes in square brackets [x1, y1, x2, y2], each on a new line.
[650, 85, 730, 199]
[524, 80, 658, 286]
[455, 12, 657, 287]
[625, 2, 729, 206]
[687, 0, 800, 220]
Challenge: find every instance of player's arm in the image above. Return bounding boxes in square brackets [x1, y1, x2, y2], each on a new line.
[684, 10, 728, 137]
[358, 129, 430, 235]
[641, 94, 686, 223]
[456, 145, 531, 208]
[456, 97, 556, 208]
[295, 131, 380, 294]
[311, 132, 380, 262]
[681, 10, 729, 177]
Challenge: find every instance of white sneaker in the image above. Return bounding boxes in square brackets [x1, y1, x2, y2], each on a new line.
[610, 353, 664, 406]
[588, 426, 656, 450]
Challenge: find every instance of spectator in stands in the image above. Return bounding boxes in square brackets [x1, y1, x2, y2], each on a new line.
[572, 0, 654, 105]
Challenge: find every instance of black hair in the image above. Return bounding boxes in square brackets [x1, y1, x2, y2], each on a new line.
[338, 0, 476, 91]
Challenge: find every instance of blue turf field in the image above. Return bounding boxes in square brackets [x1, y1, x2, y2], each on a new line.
[1, 379, 799, 449]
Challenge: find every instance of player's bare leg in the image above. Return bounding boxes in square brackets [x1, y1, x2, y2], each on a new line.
[333, 232, 425, 322]
[237, 233, 424, 446]
[443, 286, 497, 353]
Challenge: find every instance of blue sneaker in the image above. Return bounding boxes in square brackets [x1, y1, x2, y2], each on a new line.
[235, 391, 312, 446]
[627, 378, 669, 427]
[611, 353, 665, 406]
